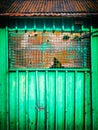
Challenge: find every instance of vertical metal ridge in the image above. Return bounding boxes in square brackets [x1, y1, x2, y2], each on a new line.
[34, 18, 36, 30]
[26, 70, 29, 130]
[53, 19, 55, 30]
[6, 27, 9, 130]
[65, 70, 67, 130]
[45, 70, 48, 130]
[7, 73, 9, 130]
[35, 70, 39, 130]
[90, 71, 93, 130]
[43, 19, 46, 31]
[16, 70, 19, 130]
[8, 72, 10, 130]
[74, 70, 77, 130]
[90, 27, 93, 130]
[62, 18, 64, 31]
[84, 71, 88, 130]
[90, 70, 93, 130]
[84, 71, 87, 130]
[54, 70, 58, 130]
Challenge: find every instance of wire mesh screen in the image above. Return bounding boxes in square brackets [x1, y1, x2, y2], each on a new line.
[8, 31, 90, 68]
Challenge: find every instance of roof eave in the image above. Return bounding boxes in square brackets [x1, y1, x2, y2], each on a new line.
[0, 12, 98, 17]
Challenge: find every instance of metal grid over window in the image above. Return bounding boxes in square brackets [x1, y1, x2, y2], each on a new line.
[8, 31, 90, 68]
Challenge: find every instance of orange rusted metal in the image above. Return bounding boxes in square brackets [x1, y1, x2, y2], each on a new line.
[0, 0, 98, 17]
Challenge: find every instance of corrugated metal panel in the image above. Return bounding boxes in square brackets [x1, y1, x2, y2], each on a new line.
[8, 69, 91, 130]
[0, 28, 8, 130]
[0, 28, 98, 130]
[0, 0, 98, 16]
[91, 30, 98, 130]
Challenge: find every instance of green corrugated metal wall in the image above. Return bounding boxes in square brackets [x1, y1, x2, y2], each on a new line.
[0, 27, 98, 130]
[0, 28, 8, 130]
[91, 29, 98, 130]
[8, 69, 91, 130]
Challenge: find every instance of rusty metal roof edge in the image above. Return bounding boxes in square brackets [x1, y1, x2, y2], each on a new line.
[0, 12, 98, 17]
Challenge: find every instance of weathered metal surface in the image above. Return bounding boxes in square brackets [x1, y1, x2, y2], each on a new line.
[0, 28, 8, 130]
[91, 29, 98, 130]
[0, 27, 98, 130]
[0, 0, 98, 17]
[8, 69, 91, 130]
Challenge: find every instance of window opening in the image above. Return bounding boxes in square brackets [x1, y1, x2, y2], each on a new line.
[8, 31, 90, 69]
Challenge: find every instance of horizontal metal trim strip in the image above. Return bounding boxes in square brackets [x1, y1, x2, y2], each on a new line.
[9, 68, 91, 72]
[0, 12, 98, 17]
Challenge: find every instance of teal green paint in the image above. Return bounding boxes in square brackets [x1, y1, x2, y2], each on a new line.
[67, 72, 74, 130]
[24, 25, 27, 30]
[34, 19, 36, 30]
[0, 28, 8, 130]
[56, 72, 65, 130]
[85, 72, 91, 130]
[19, 72, 26, 130]
[91, 29, 98, 130]
[62, 19, 64, 31]
[48, 72, 56, 130]
[9, 68, 90, 71]
[37, 72, 46, 130]
[53, 19, 55, 30]
[0, 26, 94, 130]
[75, 72, 84, 130]
[7, 70, 91, 130]
[16, 71, 19, 130]
[72, 25, 74, 31]
[8, 18, 89, 32]
[9, 72, 16, 130]
[26, 71, 29, 130]
[82, 25, 90, 32]
[28, 72, 36, 130]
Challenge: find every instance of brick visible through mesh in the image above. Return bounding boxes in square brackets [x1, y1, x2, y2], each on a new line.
[8, 31, 90, 68]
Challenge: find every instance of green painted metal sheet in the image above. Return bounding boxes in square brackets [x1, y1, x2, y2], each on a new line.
[0, 28, 8, 130]
[66, 72, 74, 130]
[75, 72, 84, 130]
[8, 70, 91, 130]
[1, 27, 98, 130]
[91, 30, 98, 130]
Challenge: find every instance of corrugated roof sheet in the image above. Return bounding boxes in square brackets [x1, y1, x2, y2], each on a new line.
[0, 0, 98, 17]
